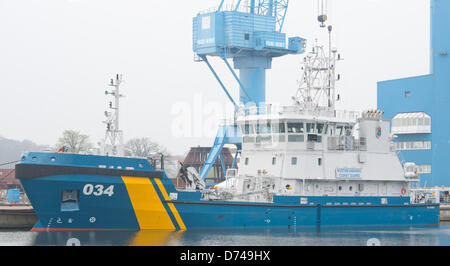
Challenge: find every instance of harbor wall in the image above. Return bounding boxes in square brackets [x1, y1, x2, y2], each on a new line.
[440, 204, 450, 221]
[0, 206, 37, 229]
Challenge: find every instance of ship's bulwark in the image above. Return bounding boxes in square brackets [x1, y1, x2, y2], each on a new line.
[16, 153, 440, 231]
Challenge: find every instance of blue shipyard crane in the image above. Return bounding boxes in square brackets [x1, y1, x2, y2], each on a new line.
[193, 0, 306, 181]
[193, 0, 305, 112]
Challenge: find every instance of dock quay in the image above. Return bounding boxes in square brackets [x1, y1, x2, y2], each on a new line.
[440, 204, 450, 221]
[0, 205, 37, 229]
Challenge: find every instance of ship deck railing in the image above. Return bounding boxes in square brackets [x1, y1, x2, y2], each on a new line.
[233, 104, 362, 122]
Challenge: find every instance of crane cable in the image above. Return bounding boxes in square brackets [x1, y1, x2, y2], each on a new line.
[0, 160, 20, 167]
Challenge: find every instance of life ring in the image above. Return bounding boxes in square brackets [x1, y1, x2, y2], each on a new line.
[401, 188, 407, 196]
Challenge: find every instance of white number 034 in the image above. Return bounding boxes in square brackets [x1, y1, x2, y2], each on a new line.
[83, 184, 115, 197]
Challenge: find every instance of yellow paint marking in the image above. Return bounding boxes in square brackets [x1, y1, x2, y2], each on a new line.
[154, 178, 187, 230]
[129, 230, 175, 246]
[122, 177, 175, 230]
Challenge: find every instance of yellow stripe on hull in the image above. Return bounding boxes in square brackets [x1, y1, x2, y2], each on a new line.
[154, 178, 187, 230]
[122, 177, 175, 230]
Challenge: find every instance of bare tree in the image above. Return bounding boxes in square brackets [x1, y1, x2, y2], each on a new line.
[124, 137, 168, 158]
[56, 130, 93, 154]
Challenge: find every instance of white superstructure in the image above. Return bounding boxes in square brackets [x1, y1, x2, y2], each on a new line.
[231, 108, 417, 200]
[207, 33, 420, 203]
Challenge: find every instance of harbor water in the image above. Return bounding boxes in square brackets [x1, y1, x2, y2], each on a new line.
[2, 223, 450, 246]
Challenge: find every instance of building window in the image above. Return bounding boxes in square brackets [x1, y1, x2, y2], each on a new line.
[394, 141, 431, 151]
[392, 112, 431, 134]
[417, 165, 432, 174]
[272, 157, 276, 165]
[405, 91, 411, 98]
[318, 158, 322, 166]
[245, 158, 249, 165]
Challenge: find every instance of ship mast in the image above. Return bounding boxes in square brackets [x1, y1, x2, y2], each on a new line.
[102, 74, 125, 156]
[293, 0, 340, 114]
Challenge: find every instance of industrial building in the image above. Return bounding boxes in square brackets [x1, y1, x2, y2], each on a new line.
[378, 0, 450, 187]
[173, 146, 236, 188]
[0, 169, 21, 191]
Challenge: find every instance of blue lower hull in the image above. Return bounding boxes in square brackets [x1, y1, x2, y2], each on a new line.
[16, 153, 441, 231]
[20, 176, 440, 231]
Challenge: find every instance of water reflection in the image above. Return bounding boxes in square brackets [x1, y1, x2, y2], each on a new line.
[33, 230, 184, 246]
[25, 224, 450, 246]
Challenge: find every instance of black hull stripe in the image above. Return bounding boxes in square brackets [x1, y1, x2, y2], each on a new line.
[15, 164, 164, 180]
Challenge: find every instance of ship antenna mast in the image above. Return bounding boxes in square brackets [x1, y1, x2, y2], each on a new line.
[328, 24, 336, 110]
[102, 74, 125, 156]
[294, 0, 340, 114]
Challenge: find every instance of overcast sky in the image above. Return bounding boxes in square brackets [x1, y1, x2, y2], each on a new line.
[0, 0, 430, 155]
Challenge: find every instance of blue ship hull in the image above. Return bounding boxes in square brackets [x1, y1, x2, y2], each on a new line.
[16, 153, 440, 232]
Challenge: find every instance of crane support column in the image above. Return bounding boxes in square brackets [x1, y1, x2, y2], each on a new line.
[234, 56, 272, 110]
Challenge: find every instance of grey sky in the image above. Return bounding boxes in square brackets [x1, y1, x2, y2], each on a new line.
[0, 0, 430, 155]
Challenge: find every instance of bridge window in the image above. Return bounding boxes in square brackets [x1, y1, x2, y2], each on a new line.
[327, 125, 334, 136]
[344, 126, 353, 136]
[272, 122, 286, 134]
[288, 135, 305, 142]
[256, 135, 272, 143]
[317, 123, 325, 134]
[243, 136, 256, 143]
[242, 124, 255, 135]
[288, 123, 304, 133]
[335, 126, 343, 136]
[291, 157, 298, 165]
[307, 134, 322, 143]
[257, 122, 271, 134]
[306, 123, 315, 133]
